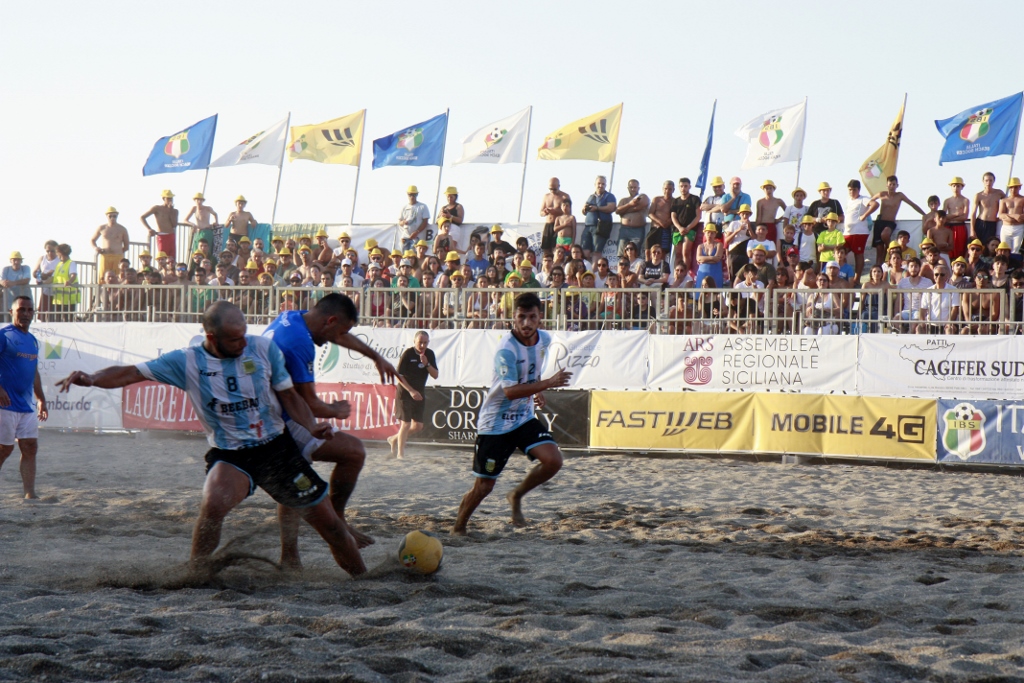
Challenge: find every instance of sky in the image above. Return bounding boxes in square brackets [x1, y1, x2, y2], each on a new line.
[2, 0, 1021, 265]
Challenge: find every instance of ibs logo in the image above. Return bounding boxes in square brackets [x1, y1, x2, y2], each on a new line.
[759, 115, 783, 149]
[683, 356, 713, 386]
[960, 109, 992, 143]
[942, 402, 986, 459]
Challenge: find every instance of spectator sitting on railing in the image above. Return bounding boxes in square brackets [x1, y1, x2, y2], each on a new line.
[803, 272, 840, 335]
[917, 262, 960, 335]
[961, 265, 1001, 334]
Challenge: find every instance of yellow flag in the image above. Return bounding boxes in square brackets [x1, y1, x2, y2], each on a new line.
[288, 110, 365, 165]
[537, 104, 622, 162]
[859, 99, 905, 196]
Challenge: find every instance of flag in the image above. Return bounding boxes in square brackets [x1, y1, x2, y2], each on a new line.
[288, 110, 365, 165]
[372, 112, 448, 169]
[209, 117, 288, 168]
[453, 107, 531, 165]
[935, 92, 1023, 165]
[942, 404, 986, 459]
[537, 103, 623, 162]
[859, 99, 906, 196]
[142, 114, 218, 176]
[695, 100, 716, 194]
[734, 100, 807, 170]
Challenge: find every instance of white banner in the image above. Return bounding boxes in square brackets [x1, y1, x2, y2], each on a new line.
[314, 326, 463, 386]
[543, 330, 649, 390]
[648, 335, 857, 393]
[858, 335, 1024, 399]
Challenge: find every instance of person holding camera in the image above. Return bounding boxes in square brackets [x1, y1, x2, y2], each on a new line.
[581, 175, 616, 261]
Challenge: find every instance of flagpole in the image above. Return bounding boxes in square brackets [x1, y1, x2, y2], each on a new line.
[270, 112, 290, 226]
[349, 110, 367, 226]
[516, 106, 533, 222]
[608, 161, 616, 195]
[794, 96, 808, 189]
[607, 103, 623, 192]
[432, 108, 451, 220]
[201, 168, 209, 196]
[1009, 95, 1022, 180]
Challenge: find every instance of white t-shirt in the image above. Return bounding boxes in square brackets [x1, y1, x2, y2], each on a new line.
[399, 202, 431, 239]
[747, 239, 777, 265]
[897, 276, 934, 312]
[844, 196, 872, 236]
[797, 230, 817, 263]
[783, 205, 808, 230]
[921, 283, 960, 322]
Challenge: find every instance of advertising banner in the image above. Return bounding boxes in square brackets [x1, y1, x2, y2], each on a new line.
[648, 335, 857, 393]
[416, 387, 589, 447]
[858, 336, 1024, 400]
[590, 391, 754, 452]
[936, 398, 1024, 465]
[315, 383, 399, 440]
[752, 394, 935, 460]
[315, 327, 463, 386]
[542, 331, 648, 391]
[122, 381, 201, 431]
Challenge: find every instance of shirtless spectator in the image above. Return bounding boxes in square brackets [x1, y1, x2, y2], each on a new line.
[539, 178, 571, 257]
[943, 177, 971, 260]
[647, 180, 675, 261]
[998, 177, 1024, 253]
[868, 175, 925, 272]
[973, 172, 1006, 245]
[225, 195, 258, 240]
[755, 179, 786, 243]
[926, 211, 954, 266]
[140, 190, 184, 263]
[670, 177, 701, 270]
[184, 192, 218, 254]
[91, 207, 130, 278]
[615, 179, 649, 258]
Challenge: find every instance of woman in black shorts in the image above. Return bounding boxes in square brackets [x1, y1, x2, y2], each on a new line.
[388, 331, 438, 459]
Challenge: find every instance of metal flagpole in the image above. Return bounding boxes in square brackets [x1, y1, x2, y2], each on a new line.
[432, 108, 451, 220]
[608, 161, 616, 194]
[516, 106, 533, 222]
[1008, 96, 1022, 180]
[270, 112, 291, 226]
[794, 96, 809, 189]
[201, 168, 210, 196]
[349, 110, 367, 226]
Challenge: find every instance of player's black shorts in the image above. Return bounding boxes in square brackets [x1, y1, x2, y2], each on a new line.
[541, 223, 557, 251]
[204, 431, 328, 509]
[395, 397, 426, 423]
[473, 418, 556, 479]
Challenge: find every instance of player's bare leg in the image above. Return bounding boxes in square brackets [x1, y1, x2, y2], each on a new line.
[17, 439, 38, 499]
[298, 498, 366, 576]
[452, 477, 495, 536]
[277, 504, 303, 570]
[390, 420, 422, 460]
[312, 433, 373, 547]
[190, 463, 250, 568]
[507, 444, 562, 527]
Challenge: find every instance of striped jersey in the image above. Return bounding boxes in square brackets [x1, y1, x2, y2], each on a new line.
[136, 335, 294, 450]
[477, 330, 551, 435]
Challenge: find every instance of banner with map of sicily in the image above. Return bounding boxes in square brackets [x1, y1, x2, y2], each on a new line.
[858, 336, 1024, 400]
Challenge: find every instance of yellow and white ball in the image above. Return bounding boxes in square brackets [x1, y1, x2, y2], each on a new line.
[398, 530, 443, 574]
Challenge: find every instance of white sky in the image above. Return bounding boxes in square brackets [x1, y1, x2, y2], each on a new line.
[1, 0, 1020, 262]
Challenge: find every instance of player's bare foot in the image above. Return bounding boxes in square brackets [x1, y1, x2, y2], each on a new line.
[450, 525, 468, 537]
[280, 556, 303, 572]
[346, 524, 375, 548]
[386, 435, 397, 457]
[507, 491, 527, 527]
[24, 492, 38, 501]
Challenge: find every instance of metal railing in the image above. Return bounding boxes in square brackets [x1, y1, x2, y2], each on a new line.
[13, 283, 1024, 334]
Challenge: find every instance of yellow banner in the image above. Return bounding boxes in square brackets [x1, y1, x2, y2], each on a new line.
[288, 110, 365, 165]
[590, 391, 754, 452]
[752, 394, 935, 460]
[537, 103, 622, 162]
[858, 99, 905, 196]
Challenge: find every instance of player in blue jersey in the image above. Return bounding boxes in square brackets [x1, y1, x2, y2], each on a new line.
[0, 296, 48, 499]
[264, 293, 398, 569]
[56, 301, 366, 576]
[452, 292, 572, 536]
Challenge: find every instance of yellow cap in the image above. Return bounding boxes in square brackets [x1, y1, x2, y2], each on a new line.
[407, 185, 419, 194]
[235, 195, 247, 202]
[444, 186, 458, 195]
[243, 260, 257, 270]
[298, 235, 312, 243]
[888, 241, 901, 250]
[791, 187, 806, 198]
[752, 244, 767, 251]
[760, 179, 776, 188]
[445, 251, 460, 261]
[193, 192, 204, 200]
[161, 190, 174, 198]
[490, 224, 503, 233]
[264, 258, 277, 265]
[415, 239, 429, 247]
[9, 251, 23, 259]
[370, 248, 383, 256]
[390, 248, 402, 256]
[278, 248, 292, 255]
[920, 237, 936, 246]
[193, 250, 204, 257]
[271, 235, 283, 242]
[952, 256, 968, 264]
[824, 212, 839, 221]
[710, 176, 725, 187]
[998, 242, 1012, 250]
[365, 238, 378, 249]
[238, 236, 251, 243]
[737, 204, 752, 214]
[314, 228, 328, 238]
[1008, 177, 1022, 189]
[801, 215, 816, 224]
[949, 177, 965, 186]
[156, 251, 168, 259]
[139, 250, 152, 257]
[703, 225, 717, 232]
[105, 206, 118, 214]
[507, 271, 523, 281]
[818, 182, 832, 191]
[969, 239, 985, 248]
[403, 249, 415, 257]
[298, 245, 312, 253]
[438, 217, 451, 226]
[337, 232, 350, 240]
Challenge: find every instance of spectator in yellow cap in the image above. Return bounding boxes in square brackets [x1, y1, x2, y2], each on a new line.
[700, 176, 727, 231]
[141, 190, 183, 263]
[91, 206, 130, 278]
[438, 186, 465, 243]
[185, 192, 219, 255]
[399, 185, 430, 252]
[224, 195, 258, 240]
[755, 179, 786, 243]
[998, 176, 1024, 255]
[2, 252, 32, 313]
[805, 182, 844, 238]
[943, 177, 971, 260]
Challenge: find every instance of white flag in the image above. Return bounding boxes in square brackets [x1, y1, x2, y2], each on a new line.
[734, 100, 807, 170]
[453, 107, 531, 165]
[209, 118, 288, 167]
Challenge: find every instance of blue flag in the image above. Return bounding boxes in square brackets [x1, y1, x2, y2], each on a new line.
[695, 100, 716, 194]
[372, 113, 448, 169]
[142, 115, 218, 176]
[935, 93, 1023, 165]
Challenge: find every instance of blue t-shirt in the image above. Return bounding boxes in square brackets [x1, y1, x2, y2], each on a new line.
[466, 257, 490, 279]
[0, 325, 38, 413]
[721, 192, 753, 222]
[585, 191, 617, 227]
[263, 310, 318, 422]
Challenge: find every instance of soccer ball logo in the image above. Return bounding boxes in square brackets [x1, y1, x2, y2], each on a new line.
[951, 403, 975, 422]
[485, 127, 507, 147]
[942, 402, 986, 460]
[398, 128, 424, 151]
[759, 116, 783, 149]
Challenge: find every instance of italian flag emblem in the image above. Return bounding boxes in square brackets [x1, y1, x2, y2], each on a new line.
[942, 403, 986, 459]
[164, 132, 190, 158]
[959, 109, 992, 143]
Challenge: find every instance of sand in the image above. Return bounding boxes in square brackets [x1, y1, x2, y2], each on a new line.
[3, 432, 1024, 682]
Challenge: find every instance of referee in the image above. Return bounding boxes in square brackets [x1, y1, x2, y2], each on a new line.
[388, 331, 438, 459]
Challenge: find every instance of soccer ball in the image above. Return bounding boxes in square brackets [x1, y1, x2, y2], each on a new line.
[398, 530, 443, 574]
[485, 127, 506, 146]
[952, 403, 976, 422]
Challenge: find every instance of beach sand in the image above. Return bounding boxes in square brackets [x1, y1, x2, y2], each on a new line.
[3, 432, 1024, 682]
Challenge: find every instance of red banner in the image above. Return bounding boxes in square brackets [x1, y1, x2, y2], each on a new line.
[121, 381, 399, 439]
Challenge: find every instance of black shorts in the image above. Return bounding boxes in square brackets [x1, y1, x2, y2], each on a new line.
[645, 227, 670, 252]
[204, 432, 328, 509]
[873, 219, 897, 246]
[395, 396, 426, 423]
[473, 418, 556, 479]
[541, 223, 557, 251]
[975, 219, 999, 245]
